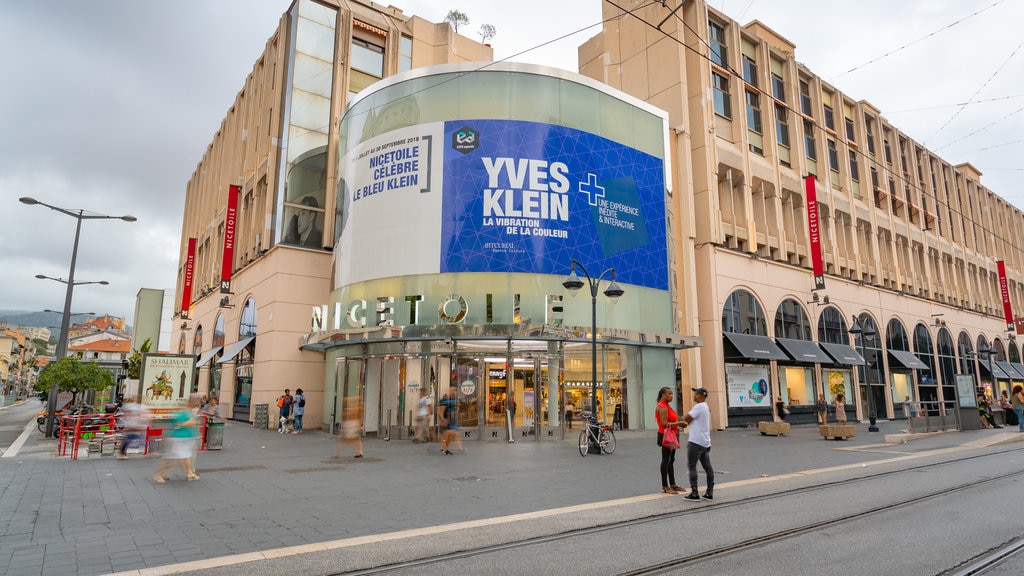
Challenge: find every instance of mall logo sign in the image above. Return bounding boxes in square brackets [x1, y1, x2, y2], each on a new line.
[452, 126, 479, 154]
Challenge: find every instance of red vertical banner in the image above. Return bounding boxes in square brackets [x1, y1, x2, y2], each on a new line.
[804, 175, 825, 290]
[180, 238, 196, 318]
[998, 260, 1013, 330]
[220, 185, 239, 293]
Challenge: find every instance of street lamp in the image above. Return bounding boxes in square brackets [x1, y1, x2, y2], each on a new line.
[562, 259, 624, 454]
[20, 196, 135, 437]
[977, 343, 996, 395]
[849, 314, 879, 432]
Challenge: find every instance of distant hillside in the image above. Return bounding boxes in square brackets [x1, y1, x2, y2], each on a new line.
[0, 310, 132, 341]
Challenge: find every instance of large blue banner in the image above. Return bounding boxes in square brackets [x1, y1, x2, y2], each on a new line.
[440, 120, 668, 290]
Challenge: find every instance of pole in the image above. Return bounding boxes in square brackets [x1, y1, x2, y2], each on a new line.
[45, 213, 83, 438]
[590, 281, 599, 454]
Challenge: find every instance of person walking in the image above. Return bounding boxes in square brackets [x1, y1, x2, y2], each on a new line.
[833, 393, 847, 424]
[1012, 384, 1024, 432]
[816, 394, 828, 425]
[415, 390, 433, 442]
[117, 399, 149, 460]
[332, 396, 364, 458]
[153, 395, 201, 483]
[277, 389, 293, 432]
[292, 388, 306, 433]
[438, 387, 461, 455]
[678, 387, 714, 501]
[565, 399, 575, 430]
[654, 386, 684, 494]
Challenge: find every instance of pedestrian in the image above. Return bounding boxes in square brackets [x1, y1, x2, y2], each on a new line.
[415, 390, 433, 442]
[438, 386, 461, 455]
[902, 395, 920, 431]
[292, 388, 306, 433]
[332, 396, 363, 458]
[200, 395, 219, 420]
[117, 398, 149, 460]
[153, 395, 201, 483]
[654, 386, 684, 494]
[678, 387, 714, 501]
[277, 388, 293, 432]
[815, 394, 828, 425]
[979, 394, 1001, 428]
[775, 397, 789, 421]
[1011, 384, 1024, 431]
[565, 399, 575, 430]
[1002, 389, 1018, 427]
[834, 393, 847, 423]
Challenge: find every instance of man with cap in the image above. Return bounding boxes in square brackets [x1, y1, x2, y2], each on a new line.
[679, 386, 714, 501]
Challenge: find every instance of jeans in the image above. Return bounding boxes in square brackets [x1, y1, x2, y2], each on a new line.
[686, 441, 714, 494]
[658, 432, 676, 487]
[1015, 406, 1024, 431]
[294, 414, 303, 431]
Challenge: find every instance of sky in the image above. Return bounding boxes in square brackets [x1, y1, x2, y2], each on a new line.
[1, 0, 1021, 323]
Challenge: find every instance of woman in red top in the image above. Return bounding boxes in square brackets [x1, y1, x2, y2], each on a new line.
[655, 386, 684, 494]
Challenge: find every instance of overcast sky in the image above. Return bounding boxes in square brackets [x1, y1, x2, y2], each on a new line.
[1, 0, 1021, 323]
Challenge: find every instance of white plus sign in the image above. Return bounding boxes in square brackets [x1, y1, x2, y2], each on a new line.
[578, 173, 605, 206]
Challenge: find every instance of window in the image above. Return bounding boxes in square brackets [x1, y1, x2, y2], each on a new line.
[865, 116, 876, 154]
[712, 72, 731, 118]
[709, 20, 728, 68]
[827, 139, 839, 172]
[845, 117, 855, 141]
[399, 35, 413, 72]
[884, 138, 892, 165]
[849, 151, 860, 181]
[804, 120, 816, 160]
[745, 90, 762, 133]
[742, 55, 758, 86]
[823, 105, 835, 131]
[775, 104, 789, 147]
[799, 79, 812, 115]
[351, 36, 384, 77]
[771, 73, 785, 100]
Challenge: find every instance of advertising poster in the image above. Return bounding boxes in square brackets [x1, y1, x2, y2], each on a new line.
[726, 364, 770, 407]
[139, 354, 196, 413]
[338, 119, 667, 290]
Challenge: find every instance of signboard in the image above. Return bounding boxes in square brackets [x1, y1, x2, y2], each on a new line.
[956, 374, 977, 407]
[179, 238, 196, 318]
[221, 185, 239, 293]
[998, 260, 1013, 330]
[725, 363, 770, 408]
[338, 119, 667, 290]
[138, 354, 197, 413]
[804, 175, 825, 290]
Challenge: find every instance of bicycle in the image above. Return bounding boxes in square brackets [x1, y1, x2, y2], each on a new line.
[577, 411, 616, 456]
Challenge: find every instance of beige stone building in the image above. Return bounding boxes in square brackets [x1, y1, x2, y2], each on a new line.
[173, 0, 492, 427]
[581, 0, 1024, 428]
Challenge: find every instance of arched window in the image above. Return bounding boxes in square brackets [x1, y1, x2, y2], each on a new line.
[774, 298, 812, 340]
[913, 323, 937, 397]
[722, 289, 768, 335]
[957, 331, 974, 377]
[936, 327, 955, 400]
[193, 325, 203, 356]
[240, 297, 257, 338]
[816, 306, 849, 343]
[853, 313, 882, 416]
[178, 333, 187, 355]
[213, 315, 226, 348]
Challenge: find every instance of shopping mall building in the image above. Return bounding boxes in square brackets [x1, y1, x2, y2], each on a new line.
[174, 0, 1024, 437]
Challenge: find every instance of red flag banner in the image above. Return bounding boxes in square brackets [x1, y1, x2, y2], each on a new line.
[804, 175, 825, 290]
[998, 260, 1013, 330]
[220, 185, 239, 293]
[180, 238, 196, 318]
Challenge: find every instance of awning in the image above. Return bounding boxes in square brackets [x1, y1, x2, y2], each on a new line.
[722, 332, 789, 361]
[819, 342, 866, 366]
[979, 361, 1011, 379]
[1013, 363, 1024, 379]
[196, 346, 223, 368]
[888, 350, 929, 370]
[775, 338, 832, 364]
[216, 337, 256, 364]
[996, 361, 1024, 379]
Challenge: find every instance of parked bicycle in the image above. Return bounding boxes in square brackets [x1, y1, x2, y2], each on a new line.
[577, 411, 616, 456]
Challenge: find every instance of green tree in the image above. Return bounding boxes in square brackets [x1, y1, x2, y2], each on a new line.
[32, 337, 48, 356]
[127, 338, 152, 380]
[34, 356, 115, 406]
[444, 9, 469, 33]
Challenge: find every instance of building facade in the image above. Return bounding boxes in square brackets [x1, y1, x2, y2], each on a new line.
[580, 0, 1024, 427]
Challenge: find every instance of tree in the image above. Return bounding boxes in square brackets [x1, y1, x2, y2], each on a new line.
[127, 338, 152, 380]
[478, 23, 496, 44]
[444, 9, 469, 33]
[34, 356, 115, 406]
[32, 337, 48, 356]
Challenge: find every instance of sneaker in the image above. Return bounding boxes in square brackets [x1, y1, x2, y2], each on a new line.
[444, 450, 453, 455]
[702, 492, 714, 500]
[683, 492, 700, 500]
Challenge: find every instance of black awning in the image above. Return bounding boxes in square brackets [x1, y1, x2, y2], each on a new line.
[819, 342, 866, 366]
[888, 350, 929, 370]
[1013, 363, 1024, 379]
[775, 338, 832, 364]
[996, 361, 1024, 379]
[722, 332, 790, 361]
[216, 337, 256, 364]
[979, 361, 1011, 379]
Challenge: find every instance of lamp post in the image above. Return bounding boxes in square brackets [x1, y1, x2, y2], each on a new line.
[849, 315, 879, 432]
[978, 344, 996, 395]
[20, 197, 135, 437]
[562, 259, 624, 454]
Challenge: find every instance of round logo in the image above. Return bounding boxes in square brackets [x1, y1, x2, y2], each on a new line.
[460, 379, 476, 396]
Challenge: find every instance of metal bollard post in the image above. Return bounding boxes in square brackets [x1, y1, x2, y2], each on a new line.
[505, 409, 515, 443]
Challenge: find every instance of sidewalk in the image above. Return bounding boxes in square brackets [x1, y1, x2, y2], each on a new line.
[1, 400, 1021, 576]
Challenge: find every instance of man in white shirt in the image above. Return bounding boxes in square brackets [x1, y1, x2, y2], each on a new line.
[680, 386, 715, 501]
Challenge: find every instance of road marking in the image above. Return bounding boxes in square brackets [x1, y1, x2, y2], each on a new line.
[1, 419, 36, 458]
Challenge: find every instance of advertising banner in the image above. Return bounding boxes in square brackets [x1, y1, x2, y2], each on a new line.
[998, 260, 1013, 330]
[180, 238, 196, 318]
[221, 185, 239, 293]
[139, 354, 196, 413]
[804, 175, 825, 290]
[338, 119, 667, 290]
[725, 364, 770, 408]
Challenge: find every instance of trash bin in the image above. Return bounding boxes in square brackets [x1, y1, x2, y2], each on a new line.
[206, 421, 225, 450]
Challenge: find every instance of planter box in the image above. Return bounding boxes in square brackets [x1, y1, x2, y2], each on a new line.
[819, 424, 856, 440]
[758, 421, 791, 436]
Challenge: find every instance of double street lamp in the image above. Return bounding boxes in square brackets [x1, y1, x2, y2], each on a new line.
[849, 315, 879, 432]
[975, 344, 997, 394]
[562, 259, 624, 454]
[20, 197, 136, 437]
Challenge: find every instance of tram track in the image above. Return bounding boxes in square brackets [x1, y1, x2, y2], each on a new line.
[333, 445, 1024, 576]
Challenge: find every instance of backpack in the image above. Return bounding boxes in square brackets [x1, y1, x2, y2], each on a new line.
[298, 397, 306, 408]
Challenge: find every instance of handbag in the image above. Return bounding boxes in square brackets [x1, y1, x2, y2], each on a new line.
[661, 426, 681, 450]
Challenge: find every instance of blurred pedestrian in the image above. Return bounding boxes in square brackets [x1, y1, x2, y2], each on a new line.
[292, 388, 306, 433]
[415, 390, 432, 442]
[153, 395, 201, 483]
[654, 386, 684, 494]
[679, 387, 714, 501]
[332, 396, 363, 459]
[834, 393, 847, 424]
[816, 393, 828, 425]
[1012, 384, 1024, 431]
[117, 398, 149, 460]
[438, 387, 461, 455]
